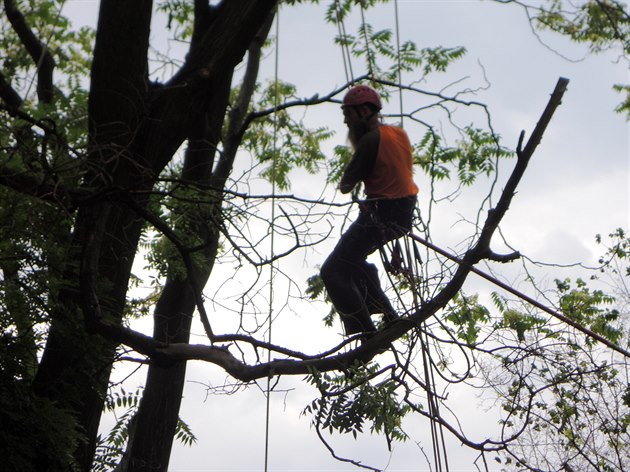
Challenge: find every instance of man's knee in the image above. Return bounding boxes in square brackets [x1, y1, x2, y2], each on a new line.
[321, 257, 346, 291]
[320, 257, 334, 285]
[364, 262, 378, 278]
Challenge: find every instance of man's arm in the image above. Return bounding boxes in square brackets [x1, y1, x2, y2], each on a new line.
[338, 129, 379, 194]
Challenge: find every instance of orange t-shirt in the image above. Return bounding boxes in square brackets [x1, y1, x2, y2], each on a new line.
[363, 125, 419, 199]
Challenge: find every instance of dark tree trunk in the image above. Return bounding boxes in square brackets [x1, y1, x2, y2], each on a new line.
[33, 201, 148, 471]
[124, 76, 232, 471]
[29, 1, 278, 470]
[125, 282, 202, 471]
[33, 1, 155, 468]
[124, 6, 276, 467]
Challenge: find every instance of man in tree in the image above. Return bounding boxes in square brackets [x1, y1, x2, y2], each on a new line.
[321, 84, 418, 335]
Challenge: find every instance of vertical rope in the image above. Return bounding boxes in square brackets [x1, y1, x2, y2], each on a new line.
[359, 5, 375, 80]
[381, 233, 451, 472]
[394, 2, 446, 465]
[420, 330, 447, 472]
[335, 0, 354, 84]
[408, 243, 450, 472]
[264, 8, 280, 472]
[394, 0, 404, 125]
[392, 2, 448, 462]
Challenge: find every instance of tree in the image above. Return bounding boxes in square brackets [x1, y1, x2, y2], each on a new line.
[0, 1, 628, 471]
[2, 1, 279, 470]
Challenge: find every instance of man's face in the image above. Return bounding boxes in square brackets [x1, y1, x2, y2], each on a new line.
[342, 105, 369, 149]
[342, 105, 361, 127]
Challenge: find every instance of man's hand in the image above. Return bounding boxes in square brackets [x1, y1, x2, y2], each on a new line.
[339, 180, 354, 194]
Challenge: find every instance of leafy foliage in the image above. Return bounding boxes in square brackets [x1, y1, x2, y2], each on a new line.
[157, 0, 195, 40]
[445, 293, 490, 344]
[496, 343, 629, 470]
[526, 0, 630, 118]
[304, 365, 409, 444]
[534, 0, 630, 54]
[92, 387, 197, 471]
[326, 0, 466, 86]
[327, 144, 354, 185]
[491, 292, 547, 342]
[490, 230, 630, 470]
[556, 277, 623, 345]
[306, 273, 338, 327]
[0, 333, 80, 472]
[596, 228, 630, 278]
[144, 184, 217, 280]
[415, 126, 513, 185]
[243, 80, 334, 190]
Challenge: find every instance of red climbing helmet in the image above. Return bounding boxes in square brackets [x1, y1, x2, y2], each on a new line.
[342, 84, 382, 110]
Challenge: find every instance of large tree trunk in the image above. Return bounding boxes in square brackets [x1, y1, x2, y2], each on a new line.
[31, 1, 278, 470]
[33, 1, 154, 468]
[33, 206, 146, 471]
[120, 3, 274, 472]
[125, 7, 275, 466]
[124, 78, 230, 471]
[124, 281, 200, 472]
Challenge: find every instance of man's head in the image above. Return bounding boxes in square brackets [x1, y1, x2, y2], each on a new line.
[342, 84, 382, 110]
[341, 85, 382, 148]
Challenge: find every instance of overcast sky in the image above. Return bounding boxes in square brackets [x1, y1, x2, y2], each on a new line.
[63, 1, 629, 471]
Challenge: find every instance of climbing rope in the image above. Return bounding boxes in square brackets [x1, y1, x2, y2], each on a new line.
[384, 2, 451, 468]
[380, 232, 450, 472]
[335, 0, 354, 84]
[263, 8, 281, 472]
[394, 0, 404, 126]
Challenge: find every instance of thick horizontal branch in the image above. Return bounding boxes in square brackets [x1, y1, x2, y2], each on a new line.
[87, 78, 588, 381]
[0, 164, 74, 207]
[91, 316, 395, 381]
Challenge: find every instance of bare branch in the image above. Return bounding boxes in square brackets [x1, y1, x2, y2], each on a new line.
[0, 70, 23, 107]
[3, 0, 55, 103]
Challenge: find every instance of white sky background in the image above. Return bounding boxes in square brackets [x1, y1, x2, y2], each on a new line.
[64, 1, 629, 471]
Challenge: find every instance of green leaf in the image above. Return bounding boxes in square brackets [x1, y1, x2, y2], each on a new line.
[445, 293, 490, 344]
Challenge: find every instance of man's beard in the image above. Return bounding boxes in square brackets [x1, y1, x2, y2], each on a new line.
[347, 120, 371, 150]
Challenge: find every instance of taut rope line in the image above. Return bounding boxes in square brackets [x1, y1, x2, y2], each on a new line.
[264, 8, 281, 472]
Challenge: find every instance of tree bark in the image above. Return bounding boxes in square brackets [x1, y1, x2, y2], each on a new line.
[30, 1, 278, 470]
[124, 8, 276, 469]
[124, 79, 230, 471]
[124, 283, 199, 472]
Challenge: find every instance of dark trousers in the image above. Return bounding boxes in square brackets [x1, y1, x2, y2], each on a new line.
[320, 196, 416, 335]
